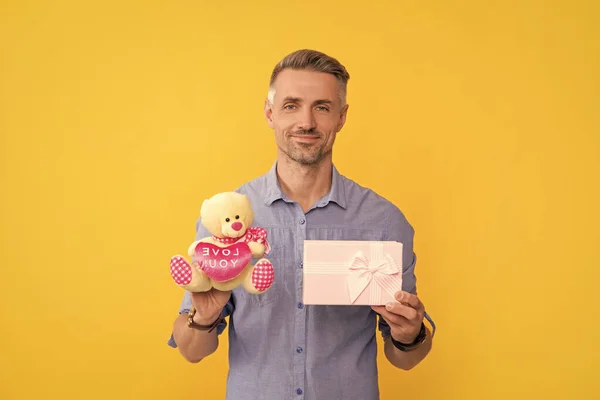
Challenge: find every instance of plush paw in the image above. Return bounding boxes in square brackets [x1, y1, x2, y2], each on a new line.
[170, 255, 193, 286]
[247, 241, 266, 258]
[251, 259, 274, 292]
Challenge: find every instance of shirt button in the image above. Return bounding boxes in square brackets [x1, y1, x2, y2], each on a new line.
[297, 346, 303, 353]
[299, 262, 303, 269]
[297, 388, 303, 395]
[299, 218, 305, 225]
[297, 302, 303, 309]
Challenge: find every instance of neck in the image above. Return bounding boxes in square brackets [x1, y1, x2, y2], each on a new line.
[276, 154, 333, 213]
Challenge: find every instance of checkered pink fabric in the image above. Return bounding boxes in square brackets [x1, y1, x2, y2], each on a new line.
[252, 260, 274, 292]
[170, 256, 192, 285]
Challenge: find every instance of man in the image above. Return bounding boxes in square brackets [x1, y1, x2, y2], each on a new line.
[168, 49, 435, 399]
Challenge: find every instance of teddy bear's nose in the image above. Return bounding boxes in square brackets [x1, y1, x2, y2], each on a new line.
[231, 222, 243, 231]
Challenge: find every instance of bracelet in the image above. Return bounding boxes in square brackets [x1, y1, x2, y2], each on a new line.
[390, 322, 427, 352]
[187, 307, 223, 333]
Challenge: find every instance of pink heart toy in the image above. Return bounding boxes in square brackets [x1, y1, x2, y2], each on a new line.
[194, 241, 252, 282]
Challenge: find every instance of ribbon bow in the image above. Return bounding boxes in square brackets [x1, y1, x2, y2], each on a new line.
[244, 227, 271, 254]
[213, 227, 271, 254]
[347, 250, 400, 303]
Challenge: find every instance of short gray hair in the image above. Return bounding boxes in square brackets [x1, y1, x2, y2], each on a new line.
[267, 49, 350, 106]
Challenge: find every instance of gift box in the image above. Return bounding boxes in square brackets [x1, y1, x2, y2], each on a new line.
[302, 240, 404, 306]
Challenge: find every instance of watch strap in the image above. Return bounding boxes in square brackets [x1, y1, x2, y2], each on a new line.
[187, 307, 223, 333]
[390, 322, 427, 352]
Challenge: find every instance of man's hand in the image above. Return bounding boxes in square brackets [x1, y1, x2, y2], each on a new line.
[172, 266, 232, 363]
[372, 290, 432, 370]
[371, 290, 424, 344]
[189, 263, 232, 324]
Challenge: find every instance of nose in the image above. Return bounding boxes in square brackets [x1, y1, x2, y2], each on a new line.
[297, 107, 317, 131]
[231, 222, 243, 231]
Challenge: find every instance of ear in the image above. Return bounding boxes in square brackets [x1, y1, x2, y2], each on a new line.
[200, 199, 209, 217]
[264, 98, 274, 129]
[336, 103, 349, 132]
[200, 198, 216, 227]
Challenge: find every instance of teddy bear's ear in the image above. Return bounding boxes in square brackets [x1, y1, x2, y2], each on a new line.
[200, 199, 209, 216]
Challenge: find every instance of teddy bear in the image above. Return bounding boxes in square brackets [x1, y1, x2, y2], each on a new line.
[169, 191, 275, 294]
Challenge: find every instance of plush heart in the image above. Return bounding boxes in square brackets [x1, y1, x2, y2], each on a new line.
[194, 241, 252, 282]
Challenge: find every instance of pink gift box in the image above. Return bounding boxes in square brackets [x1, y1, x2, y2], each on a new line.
[302, 240, 404, 306]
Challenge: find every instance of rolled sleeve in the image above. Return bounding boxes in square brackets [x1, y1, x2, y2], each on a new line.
[385, 205, 417, 295]
[167, 291, 193, 348]
[377, 205, 417, 340]
[378, 205, 436, 339]
[377, 314, 392, 339]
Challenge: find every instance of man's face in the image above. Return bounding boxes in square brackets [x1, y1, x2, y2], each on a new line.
[264, 69, 348, 166]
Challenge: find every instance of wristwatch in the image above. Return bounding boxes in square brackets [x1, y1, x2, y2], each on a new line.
[187, 307, 223, 333]
[390, 322, 427, 352]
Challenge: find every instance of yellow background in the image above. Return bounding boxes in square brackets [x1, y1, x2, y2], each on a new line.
[1, 1, 599, 399]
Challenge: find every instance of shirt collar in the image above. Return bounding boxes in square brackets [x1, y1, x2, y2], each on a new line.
[263, 161, 347, 210]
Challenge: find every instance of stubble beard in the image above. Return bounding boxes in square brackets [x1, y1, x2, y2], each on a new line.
[281, 133, 330, 166]
[289, 142, 326, 165]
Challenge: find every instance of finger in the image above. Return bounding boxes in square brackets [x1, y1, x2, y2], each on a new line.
[371, 305, 385, 314]
[395, 291, 423, 311]
[380, 307, 410, 328]
[372, 306, 408, 327]
[385, 301, 420, 321]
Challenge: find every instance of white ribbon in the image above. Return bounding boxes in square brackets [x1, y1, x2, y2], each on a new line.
[347, 249, 401, 304]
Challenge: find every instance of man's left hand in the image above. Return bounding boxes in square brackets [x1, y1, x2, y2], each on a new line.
[371, 291, 425, 344]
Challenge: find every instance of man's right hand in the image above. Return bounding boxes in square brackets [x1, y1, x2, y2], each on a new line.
[189, 267, 232, 325]
[173, 266, 232, 363]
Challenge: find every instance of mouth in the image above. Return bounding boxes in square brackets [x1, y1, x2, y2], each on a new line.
[225, 227, 244, 238]
[291, 135, 320, 144]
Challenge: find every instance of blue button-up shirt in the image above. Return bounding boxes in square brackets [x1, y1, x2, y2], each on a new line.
[169, 162, 429, 400]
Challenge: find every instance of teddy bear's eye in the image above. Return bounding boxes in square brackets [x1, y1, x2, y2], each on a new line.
[225, 218, 230, 222]
[235, 215, 240, 219]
